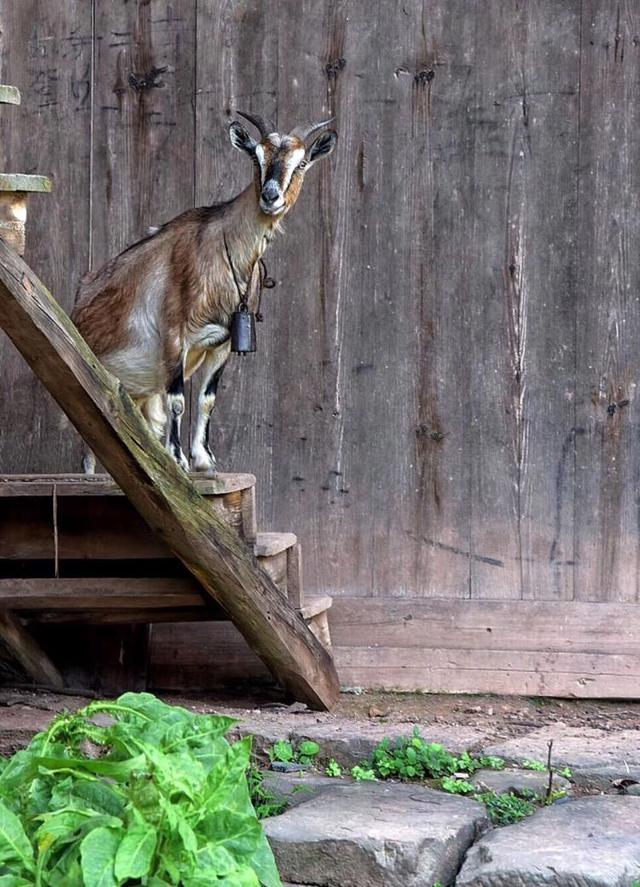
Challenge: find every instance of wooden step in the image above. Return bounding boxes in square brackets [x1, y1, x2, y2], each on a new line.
[254, 531, 297, 557]
[0, 472, 256, 497]
[255, 533, 302, 606]
[0, 472, 258, 561]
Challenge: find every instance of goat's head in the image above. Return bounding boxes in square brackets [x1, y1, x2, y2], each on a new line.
[229, 111, 337, 217]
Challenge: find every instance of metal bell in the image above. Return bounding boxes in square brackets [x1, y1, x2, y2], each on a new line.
[230, 306, 257, 354]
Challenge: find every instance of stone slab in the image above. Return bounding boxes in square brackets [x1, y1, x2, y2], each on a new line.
[457, 796, 640, 886]
[471, 767, 571, 797]
[264, 781, 488, 887]
[262, 772, 340, 809]
[484, 725, 640, 791]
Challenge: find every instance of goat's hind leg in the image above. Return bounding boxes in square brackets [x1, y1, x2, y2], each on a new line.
[191, 342, 230, 475]
[141, 394, 167, 440]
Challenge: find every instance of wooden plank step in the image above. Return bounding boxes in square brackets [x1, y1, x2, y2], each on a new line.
[0, 472, 256, 497]
[254, 532, 297, 557]
[0, 85, 21, 105]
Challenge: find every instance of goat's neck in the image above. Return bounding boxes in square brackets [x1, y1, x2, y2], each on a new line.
[217, 185, 279, 285]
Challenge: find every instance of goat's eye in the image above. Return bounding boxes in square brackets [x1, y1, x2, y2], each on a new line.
[298, 160, 307, 171]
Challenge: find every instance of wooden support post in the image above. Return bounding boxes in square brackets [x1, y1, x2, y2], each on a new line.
[0, 240, 340, 710]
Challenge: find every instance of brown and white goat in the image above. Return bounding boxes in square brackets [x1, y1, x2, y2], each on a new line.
[72, 112, 337, 474]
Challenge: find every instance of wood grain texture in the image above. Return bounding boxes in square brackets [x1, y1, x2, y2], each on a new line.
[150, 596, 640, 697]
[0, 0, 92, 473]
[2, 1, 640, 697]
[0, 239, 339, 709]
[574, 1, 640, 602]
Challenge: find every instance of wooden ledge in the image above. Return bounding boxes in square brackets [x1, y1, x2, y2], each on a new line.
[299, 596, 333, 620]
[255, 531, 297, 557]
[0, 85, 20, 105]
[0, 174, 52, 193]
[0, 472, 256, 497]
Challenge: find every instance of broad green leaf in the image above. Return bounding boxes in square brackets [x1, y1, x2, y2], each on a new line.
[0, 800, 34, 871]
[194, 844, 237, 875]
[114, 821, 157, 881]
[0, 876, 35, 887]
[199, 810, 261, 859]
[177, 817, 198, 855]
[248, 833, 283, 887]
[79, 826, 121, 887]
[34, 754, 146, 779]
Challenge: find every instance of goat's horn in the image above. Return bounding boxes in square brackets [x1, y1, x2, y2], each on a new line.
[291, 117, 335, 142]
[235, 110, 274, 138]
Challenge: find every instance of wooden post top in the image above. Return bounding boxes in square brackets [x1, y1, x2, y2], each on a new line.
[0, 173, 52, 194]
[0, 85, 20, 105]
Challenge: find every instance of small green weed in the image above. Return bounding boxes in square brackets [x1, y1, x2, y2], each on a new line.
[325, 758, 343, 777]
[441, 777, 475, 795]
[479, 791, 536, 825]
[559, 766, 573, 779]
[369, 728, 504, 781]
[351, 765, 377, 781]
[522, 759, 547, 772]
[248, 765, 289, 819]
[268, 739, 321, 766]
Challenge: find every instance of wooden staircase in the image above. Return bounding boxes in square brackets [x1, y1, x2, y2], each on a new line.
[0, 472, 332, 686]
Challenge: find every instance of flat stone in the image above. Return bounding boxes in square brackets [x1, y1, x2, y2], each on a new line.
[471, 767, 571, 797]
[262, 772, 339, 808]
[457, 796, 640, 886]
[264, 781, 488, 887]
[484, 725, 640, 791]
[290, 723, 488, 768]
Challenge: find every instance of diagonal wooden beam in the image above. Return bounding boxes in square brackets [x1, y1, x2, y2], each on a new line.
[0, 238, 340, 710]
[0, 611, 63, 688]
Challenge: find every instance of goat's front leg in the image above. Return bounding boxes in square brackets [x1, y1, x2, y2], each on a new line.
[165, 360, 189, 472]
[191, 342, 231, 474]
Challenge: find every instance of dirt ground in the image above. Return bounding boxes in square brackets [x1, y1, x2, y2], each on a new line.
[0, 687, 637, 753]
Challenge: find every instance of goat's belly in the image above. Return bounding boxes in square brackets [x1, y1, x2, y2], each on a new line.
[102, 346, 163, 396]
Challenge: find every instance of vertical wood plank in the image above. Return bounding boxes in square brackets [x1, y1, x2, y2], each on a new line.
[0, 0, 91, 472]
[467, 1, 580, 601]
[574, 0, 640, 602]
[91, 0, 196, 268]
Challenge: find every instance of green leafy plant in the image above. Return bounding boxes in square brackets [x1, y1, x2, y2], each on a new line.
[297, 741, 321, 765]
[268, 739, 320, 767]
[441, 777, 475, 795]
[0, 692, 281, 886]
[325, 759, 342, 778]
[351, 765, 376, 782]
[269, 740, 295, 764]
[368, 728, 505, 782]
[478, 791, 536, 826]
[559, 766, 573, 779]
[522, 759, 547, 772]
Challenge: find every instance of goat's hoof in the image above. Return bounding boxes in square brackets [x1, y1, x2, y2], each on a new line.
[190, 448, 218, 476]
[168, 446, 190, 473]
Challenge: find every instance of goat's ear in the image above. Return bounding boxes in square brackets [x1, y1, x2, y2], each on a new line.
[305, 130, 337, 166]
[229, 121, 257, 155]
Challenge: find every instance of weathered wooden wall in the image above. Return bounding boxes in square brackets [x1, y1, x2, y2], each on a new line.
[1, 1, 640, 693]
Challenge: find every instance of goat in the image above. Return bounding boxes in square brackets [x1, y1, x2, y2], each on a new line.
[71, 111, 337, 474]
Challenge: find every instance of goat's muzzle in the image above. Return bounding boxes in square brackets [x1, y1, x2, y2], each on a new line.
[260, 180, 285, 215]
